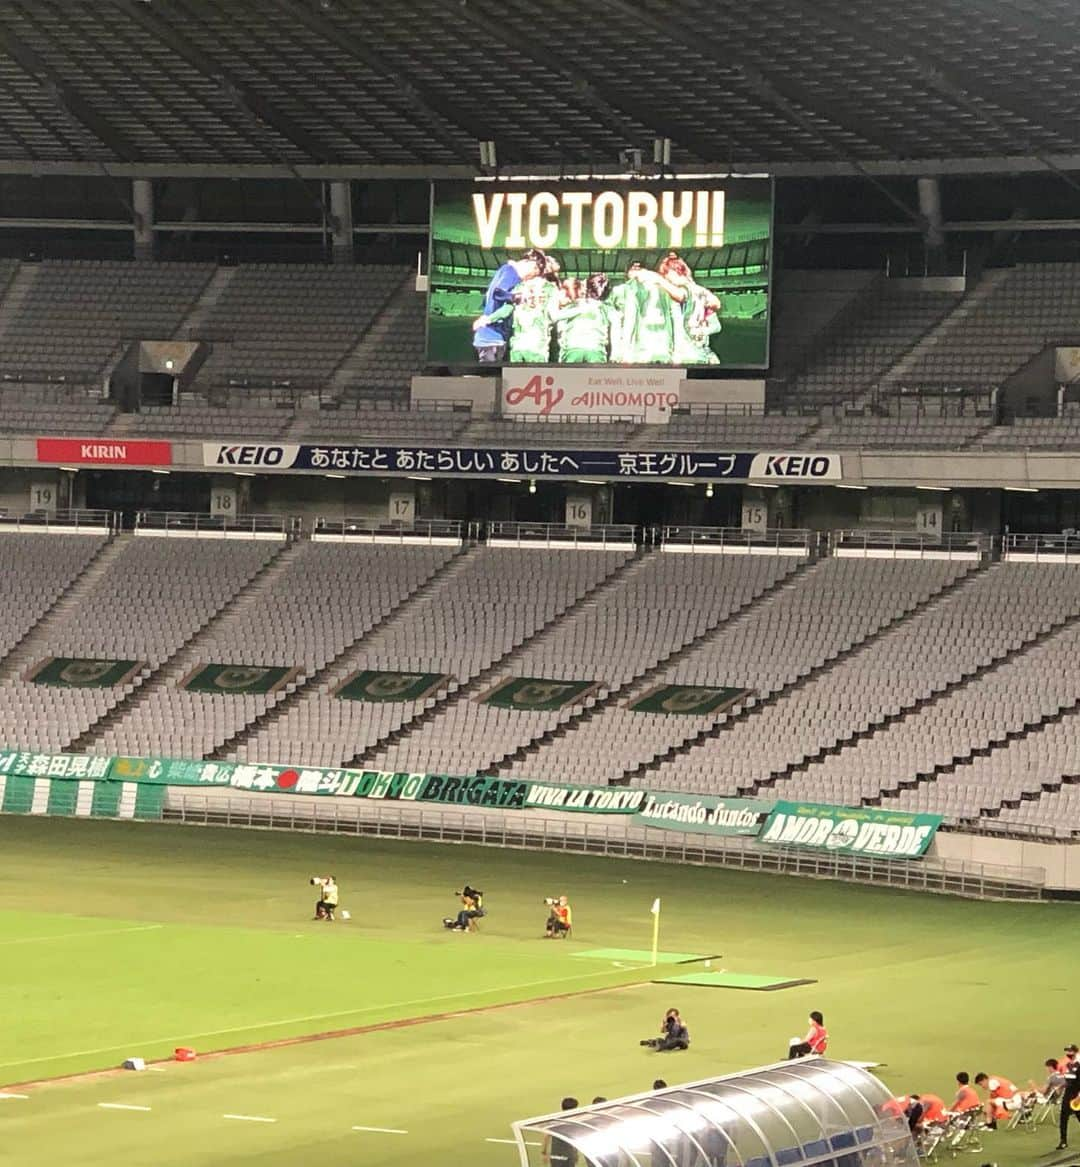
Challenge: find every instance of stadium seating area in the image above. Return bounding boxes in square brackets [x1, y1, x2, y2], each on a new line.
[0, 259, 1072, 449]
[4, 527, 1080, 841]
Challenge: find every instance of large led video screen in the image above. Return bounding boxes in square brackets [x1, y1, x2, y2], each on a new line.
[427, 178, 772, 368]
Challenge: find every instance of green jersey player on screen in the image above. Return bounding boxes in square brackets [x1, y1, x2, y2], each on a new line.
[659, 252, 722, 365]
[610, 262, 675, 364]
[554, 274, 613, 363]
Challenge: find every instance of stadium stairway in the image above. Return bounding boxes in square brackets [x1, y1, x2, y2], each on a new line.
[210, 542, 477, 761]
[0, 532, 126, 682]
[321, 269, 416, 400]
[872, 270, 1012, 399]
[757, 588, 1080, 799]
[64, 538, 297, 753]
[0, 262, 38, 349]
[343, 546, 650, 770]
[624, 559, 987, 787]
[482, 555, 818, 778]
[173, 266, 236, 339]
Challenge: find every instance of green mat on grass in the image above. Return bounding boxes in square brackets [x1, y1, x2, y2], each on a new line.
[654, 971, 816, 990]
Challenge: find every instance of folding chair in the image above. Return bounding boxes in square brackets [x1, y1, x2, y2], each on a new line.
[941, 1110, 984, 1157]
[1033, 1086, 1063, 1128]
[1006, 1092, 1039, 1131]
[916, 1120, 948, 1162]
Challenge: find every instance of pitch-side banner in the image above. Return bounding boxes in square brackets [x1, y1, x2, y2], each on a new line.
[202, 443, 841, 482]
[633, 792, 772, 837]
[759, 800, 943, 859]
[0, 749, 644, 813]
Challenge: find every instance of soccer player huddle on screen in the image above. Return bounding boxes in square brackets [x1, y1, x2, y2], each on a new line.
[472, 250, 721, 366]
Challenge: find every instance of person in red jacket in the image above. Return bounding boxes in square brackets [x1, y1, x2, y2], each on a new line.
[787, 1012, 828, 1059]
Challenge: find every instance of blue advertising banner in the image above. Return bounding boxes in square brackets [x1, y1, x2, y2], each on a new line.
[203, 444, 840, 481]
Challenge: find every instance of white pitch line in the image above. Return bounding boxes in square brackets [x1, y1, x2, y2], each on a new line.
[352, 1125, 408, 1135]
[223, 1114, 276, 1124]
[0, 964, 633, 1073]
[486, 1138, 542, 1147]
[0, 1092, 29, 1100]
[98, 1103, 151, 1112]
[0, 924, 163, 948]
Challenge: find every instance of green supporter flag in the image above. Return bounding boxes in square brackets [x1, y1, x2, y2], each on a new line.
[479, 677, 600, 712]
[633, 792, 771, 837]
[333, 670, 452, 704]
[180, 664, 301, 695]
[27, 657, 143, 688]
[628, 684, 749, 716]
[759, 801, 943, 859]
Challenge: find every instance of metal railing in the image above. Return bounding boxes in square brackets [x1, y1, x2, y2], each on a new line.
[497, 412, 643, 426]
[135, 511, 293, 539]
[1002, 533, 1080, 563]
[660, 526, 814, 555]
[312, 517, 465, 543]
[162, 795, 1045, 901]
[0, 508, 116, 533]
[486, 520, 637, 548]
[670, 402, 766, 419]
[831, 529, 990, 559]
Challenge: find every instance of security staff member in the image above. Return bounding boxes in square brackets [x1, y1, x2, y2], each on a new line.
[1058, 1055, 1080, 1150]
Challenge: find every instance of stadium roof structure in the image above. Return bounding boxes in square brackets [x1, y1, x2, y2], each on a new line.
[512, 1058, 918, 1167]
[0, 0, 1078, 178]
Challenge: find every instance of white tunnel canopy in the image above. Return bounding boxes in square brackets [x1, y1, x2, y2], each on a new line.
[513, 1058, 917, 1167]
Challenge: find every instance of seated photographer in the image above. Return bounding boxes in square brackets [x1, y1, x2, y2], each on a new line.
[641, 1008, 690, 1052]
[544, 895, 573, 939]
[443, 885, 484, 931]
[311, 875, 338, 922]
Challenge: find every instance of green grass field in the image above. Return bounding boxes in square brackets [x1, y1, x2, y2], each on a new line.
[0, 815, 1075, 1167]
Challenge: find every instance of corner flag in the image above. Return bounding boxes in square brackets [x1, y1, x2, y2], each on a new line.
[650, 898, 661, 965]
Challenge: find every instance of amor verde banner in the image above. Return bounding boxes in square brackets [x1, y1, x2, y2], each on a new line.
[759, 801, 943, 859]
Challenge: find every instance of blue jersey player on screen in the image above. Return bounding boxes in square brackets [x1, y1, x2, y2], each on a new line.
[471, 248, 548, 362]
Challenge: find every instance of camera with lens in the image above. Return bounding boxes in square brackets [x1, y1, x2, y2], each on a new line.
[544, 896, 559, 906]
[310, 875, 327, 886]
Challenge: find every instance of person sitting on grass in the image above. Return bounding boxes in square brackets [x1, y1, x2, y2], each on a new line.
[443, 885, 484, 932]
[312, 875, 338, 922]
[641, 1008, 690, 1052]
[787, 1011, 828, 1059]
[544, 895, 572, 939]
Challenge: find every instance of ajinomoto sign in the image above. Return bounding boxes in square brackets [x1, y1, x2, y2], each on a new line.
[759, 801, 943, 859]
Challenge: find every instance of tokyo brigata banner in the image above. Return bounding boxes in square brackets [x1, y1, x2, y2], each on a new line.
[0, 749, 941, 855]
[428, 178, 772, 369]
[202, 443, 841, 482]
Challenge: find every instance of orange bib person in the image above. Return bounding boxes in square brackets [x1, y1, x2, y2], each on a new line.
[952, 1072, 980, 1113]
[974, 1072, 1018, 1125]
